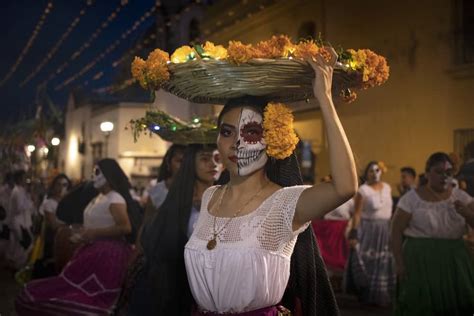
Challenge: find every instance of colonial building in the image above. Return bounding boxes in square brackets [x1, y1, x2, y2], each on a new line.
[200, 0, 474, 189]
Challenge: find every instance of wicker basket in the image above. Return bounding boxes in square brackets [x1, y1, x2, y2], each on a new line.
[163, 58, 362, 104]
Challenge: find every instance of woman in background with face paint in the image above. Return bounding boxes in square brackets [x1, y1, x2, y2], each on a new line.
[391, 152, 474, 315]
[184, 48, 358, 315]
[345, 161, 395, 306]
[16, 159, 139, 316]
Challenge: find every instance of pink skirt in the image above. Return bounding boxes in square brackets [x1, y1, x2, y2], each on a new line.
[312, 220, 349, 271]
[16, 239, 132, 316]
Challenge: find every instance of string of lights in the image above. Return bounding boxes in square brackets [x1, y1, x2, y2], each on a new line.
[38, 0, 130, 88]
[19, 1, 95, 87]
[54, 2, 160, 91]
[92, 77, 134, 94]
[0, 2, 54, 87]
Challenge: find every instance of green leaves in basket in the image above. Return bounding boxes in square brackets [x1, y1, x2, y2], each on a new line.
[194, 44, 211, 59]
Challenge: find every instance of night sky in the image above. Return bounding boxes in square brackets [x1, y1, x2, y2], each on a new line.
[0, 0, 157, 123]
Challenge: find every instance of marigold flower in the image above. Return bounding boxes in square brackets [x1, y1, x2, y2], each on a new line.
[378, 161, 388, 173]
[263, 102, 299, 160]
[131, 57, 147, 89]
[203, 41, 228, 60]
[293, 40, 320, 60]
[227, 41, 257, 64]
[171, 46, 196, 63]
[145, 49, 170, 89]
[254, 35, 295, 58]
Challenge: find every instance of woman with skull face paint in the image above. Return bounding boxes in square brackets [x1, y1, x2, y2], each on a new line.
[391, 152, 474, 315]
[16, 159, 139, 316]
[345, 161, 395, 306]
[184, 47, 358, 315]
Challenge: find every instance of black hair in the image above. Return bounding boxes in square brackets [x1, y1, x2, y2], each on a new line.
[217, 96, 268, 126]
[400, 166, 416, 178]
[362, 160, 379, 183]
[157, 144, 186, 182]
[13, 170, 26, 185]
[97, 158, 143, 243]
[47, 173, 72, 198]
[425, 152, 453, 173]
[134, 144, 216, 314]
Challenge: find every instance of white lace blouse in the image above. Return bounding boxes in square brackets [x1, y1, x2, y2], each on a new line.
[397, 188, 473, 239]
[184, 185, 310, 313]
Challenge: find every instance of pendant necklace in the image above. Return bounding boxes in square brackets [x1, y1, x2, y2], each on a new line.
[207, 180, 269, 250]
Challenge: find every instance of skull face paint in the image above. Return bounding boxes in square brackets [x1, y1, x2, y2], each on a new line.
[371, 165, 382, 182]
[236, 108, 268, 176]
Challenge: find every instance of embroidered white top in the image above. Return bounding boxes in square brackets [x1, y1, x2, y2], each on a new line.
[83, 191, 125, 229]
[184, 185, 310, 313]
[358, 183, 392, 220]
[397, 188, 473, 239]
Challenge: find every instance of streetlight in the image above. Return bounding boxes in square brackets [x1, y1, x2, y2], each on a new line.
[100, 121, 114, 158]
[51, 137, 60, 146]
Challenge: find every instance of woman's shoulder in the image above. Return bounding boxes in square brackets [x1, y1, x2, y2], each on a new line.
[452, 188, 474, 204]
[108, 190, 126, 204]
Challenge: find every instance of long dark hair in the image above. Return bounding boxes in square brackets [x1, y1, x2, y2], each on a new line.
[97, 159, 143, 243]
[135, 144, 215, 315]
[157, 144, 186, 182]
[217, 98, 339, 315]
[47, 173, 71, 198]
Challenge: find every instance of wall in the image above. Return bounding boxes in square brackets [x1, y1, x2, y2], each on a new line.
[201, 0, 474, 189]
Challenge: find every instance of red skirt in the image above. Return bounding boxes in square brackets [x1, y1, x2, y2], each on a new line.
[312, 220, 349, 271]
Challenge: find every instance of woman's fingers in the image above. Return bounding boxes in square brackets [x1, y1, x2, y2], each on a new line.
[326, 46, 338, 65]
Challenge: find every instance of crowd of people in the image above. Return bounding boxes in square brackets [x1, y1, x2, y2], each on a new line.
[0, 47, 472, 316]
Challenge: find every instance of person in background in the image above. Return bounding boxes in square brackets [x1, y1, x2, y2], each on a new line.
[143, 144, 185, 219]
[6, 170, 36, 270]
[31, 174, 72, 278]
[116, 144, 217, 315]
[0, 172, 14, 259]
[458, 142, 474, 197]
[391, 152, 474, 315]
[345, 161, 395, 306]
[397, 167, 417, 197]
[16, 159, 141, 315]
[312, 175, 354, 292]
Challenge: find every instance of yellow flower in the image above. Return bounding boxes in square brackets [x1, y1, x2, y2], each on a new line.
[131, 57, 147, 89]
[170, 45, 196, 63]
[263, 102, 299, 160]
[203, 41, 228, 60]
[378, 161, 388, 173]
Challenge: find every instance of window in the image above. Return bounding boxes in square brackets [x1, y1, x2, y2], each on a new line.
[454, 129, 474, 161]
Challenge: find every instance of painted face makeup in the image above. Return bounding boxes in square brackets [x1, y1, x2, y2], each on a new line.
[92, 167, 107, 189]
[235, 108, 268, 176]
[371, 165, 382, 182]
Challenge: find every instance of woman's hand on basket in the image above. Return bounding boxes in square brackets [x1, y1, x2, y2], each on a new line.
[307, 47, 338, 103]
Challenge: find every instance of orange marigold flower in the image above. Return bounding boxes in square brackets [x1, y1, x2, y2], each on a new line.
[293, 40, 319, 60]
[263, 102, 299, 160]
[227, 41, 257, 64]
[131, 57, 147, 89]
[254, 35, 295, 58]
[145, 48, 170, 89]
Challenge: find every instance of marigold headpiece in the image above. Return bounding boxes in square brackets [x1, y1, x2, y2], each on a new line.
[263, 102, 299, 160]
